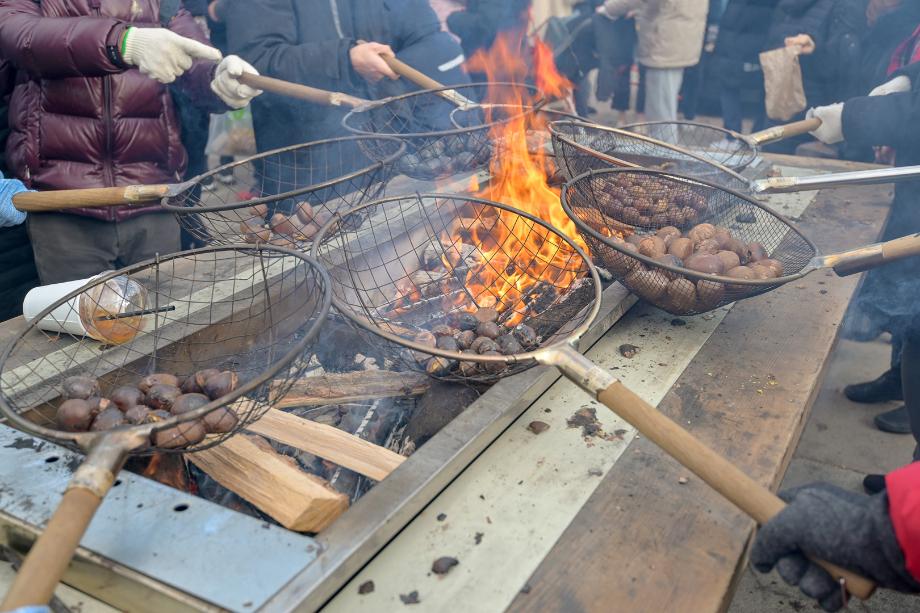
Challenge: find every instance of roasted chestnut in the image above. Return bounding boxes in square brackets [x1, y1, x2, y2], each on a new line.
[687, 223, 716, 244]
[638, 236, 667, 258]
[656, 226, 682, 246]
[171, 393, 210, 416]
[512, 324, 539, 348]
[109, 386, 145, 412]
[665, 278, 697, 313]
[450, 312, 479, 331]
[146, 384, 182, 412]
[696, 280, 725, 310]
[668, 237, 694, 260]
[56, 398, 94, 432]
[496, 334, 524, 354]
[426, 356, 455, 376]
[139, 373, 179, 394]
[431, 324, 456, 337]
[153, 419, 207, 449]
[471, 336, 500, 354]
[712, 227, 733, 249]
[436, 336, 460, 352]
[624, 234, 645, 248]
[716, 250, 742, 272]
[723, 238, 748, 260]
[61, 376, 100, 401]
[747, 242, 769, 262]
[90, 407, 127, 432]
[203, 407, 239, 434]
[749, 264, 777, 279]
[478, 351, 506, 374]
[456, 330, 477, 350]
[240, 220, 270, 244]
[202, 371, 239, 401]
[124, 404, 152, 425]
[759, 258, 785, 277]
[725, 266, 756, 280]
[476, 321, 502, 340]
[295, 201, 316, 225]
[193, 369, 221, 391]
[625, 269, 669, 300]
[86, 397, 114, 417]
[684, 253, 724, 275]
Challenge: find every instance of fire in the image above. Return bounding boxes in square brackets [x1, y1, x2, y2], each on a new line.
[461, 32, 588, 326]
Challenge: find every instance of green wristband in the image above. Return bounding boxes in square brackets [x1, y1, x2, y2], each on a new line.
[120, 27, 133, 57]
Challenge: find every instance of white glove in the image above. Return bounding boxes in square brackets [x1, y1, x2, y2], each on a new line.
[211, 55, 263, 109]
[806, 103, 845, 145]
[869, 75, 911, 96]
[0, 178, 29, 227]
[122, 27, 222, 84]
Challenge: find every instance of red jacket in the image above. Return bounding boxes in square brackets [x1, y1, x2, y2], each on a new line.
[0, 0, 222, 221]
[886, 462, 920, 582]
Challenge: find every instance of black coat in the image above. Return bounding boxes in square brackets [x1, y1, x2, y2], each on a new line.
[715, 0, 780, 63]
[446, 0, 531, 58]
[226, 0, 456, 151]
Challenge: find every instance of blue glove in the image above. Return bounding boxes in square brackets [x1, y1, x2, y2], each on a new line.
[0, 176, 29, 227]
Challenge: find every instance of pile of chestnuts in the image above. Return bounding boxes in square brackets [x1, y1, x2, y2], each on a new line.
[597, 176, 710, 228]
[239, 202, 332, 246]
[394, 135, 491, 181]
[55, 369, 241, 449]
[412, 307, 540, 377]
[596, 222, 784, 313]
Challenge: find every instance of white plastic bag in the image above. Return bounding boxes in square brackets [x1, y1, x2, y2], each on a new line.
[205, 107, 256, 157]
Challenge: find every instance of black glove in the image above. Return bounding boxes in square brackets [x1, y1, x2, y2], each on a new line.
[751, 483, 920, 611]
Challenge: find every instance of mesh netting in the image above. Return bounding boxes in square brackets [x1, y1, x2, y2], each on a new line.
[624, 121, 757, 171]
[312, 194, 598, 384]
[0, 245, 330, 455]
[562, 169, 817, 315]
[549, 120, 751, 193]
[163, 136, 405, 248]
[343, 83, 543, 181]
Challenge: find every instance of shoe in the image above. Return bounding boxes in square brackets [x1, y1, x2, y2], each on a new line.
[844, 369, 903, 404]
[863, 473, 887, 494]
[874, 405, 911, 434]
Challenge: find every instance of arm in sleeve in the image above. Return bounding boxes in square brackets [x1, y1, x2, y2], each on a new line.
[841, 89, 920, 150]
[0, 0, 128, 79]
[886, 462, 920, 582]
[388, 0, 441, 50]
[167, 7, 227, 112]
[225, 0, 357, 91]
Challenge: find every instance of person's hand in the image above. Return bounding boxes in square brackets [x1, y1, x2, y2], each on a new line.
[870, 75, 911, 96]
[211, 56, 262, 109]
[121, 27, 222, 84]
[806, 103, 845, 144]
[751, 483, 920, 612]
[785, 33, 816, 55]
[349, 42, 398, 83]
[0, 178, 28, 228]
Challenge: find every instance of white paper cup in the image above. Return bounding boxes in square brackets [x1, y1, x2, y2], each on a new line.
[22, 274, 107, 337]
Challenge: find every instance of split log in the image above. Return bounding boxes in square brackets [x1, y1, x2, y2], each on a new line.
[189, 434, 348, 532]
[272, 370, 429, 408]
[247, 409, 406, 481]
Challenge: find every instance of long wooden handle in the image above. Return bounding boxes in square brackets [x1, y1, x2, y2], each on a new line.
[13, 184, 170, 212]
[597, 381, 876, 600]
[748, 118, 823, 145]
[1, 487, 104, 609]
[827, 232, 920, 276]
[377, 53, 475, 108]
[238, 73, 367, 108]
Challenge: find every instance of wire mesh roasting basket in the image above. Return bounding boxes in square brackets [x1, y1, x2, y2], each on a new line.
[0, 244, 331, 455]
[311, 193, 598, 384]
[342, 83, 544, 181]
[623, 120, 758, 171]
[163, 135, 406, 247]
[561, 168, 817, 315]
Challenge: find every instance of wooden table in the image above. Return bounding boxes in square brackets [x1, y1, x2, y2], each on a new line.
[320, 154, 894, 612]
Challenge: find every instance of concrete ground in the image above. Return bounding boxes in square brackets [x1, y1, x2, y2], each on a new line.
[727, 337, 917, 613]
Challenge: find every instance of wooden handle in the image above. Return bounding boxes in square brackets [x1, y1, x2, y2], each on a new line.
[597, 381, 876, 600]
[247, 408, 405, 481]
[1, 487, 104, 609]
[377, 53, 475, 108]
[748, 118, 823, 145]
[829, 232, 920, 276]
[13, 185, 170, 212]
[238, 73, 367, 108]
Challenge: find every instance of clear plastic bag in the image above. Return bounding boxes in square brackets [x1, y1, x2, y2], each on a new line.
[205, 107, 257, 157]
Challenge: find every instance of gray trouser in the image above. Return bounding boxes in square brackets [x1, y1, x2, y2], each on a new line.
[27, 212, 180, 284]
[643, 67, 685, 122]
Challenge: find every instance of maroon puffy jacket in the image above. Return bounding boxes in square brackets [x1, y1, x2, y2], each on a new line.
[0, 0, 223, 221]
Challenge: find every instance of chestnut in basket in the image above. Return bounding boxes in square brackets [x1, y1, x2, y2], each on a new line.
[146, 384, 182, 412]
[90, 407, 127, 432]
[139, 373, 179, 394]
[202, 371, 239, 401]
[110, 386, 145, 412]
[61, 376, 100, 401]
[56, 399, 95, 432]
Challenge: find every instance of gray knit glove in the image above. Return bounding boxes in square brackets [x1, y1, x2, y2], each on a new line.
[751, 483, 920, 611]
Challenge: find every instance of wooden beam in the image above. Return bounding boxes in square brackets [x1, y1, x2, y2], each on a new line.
[248, 409, 405, 482]
[189, 434, 348, 533]
[273, 370, 429, 408]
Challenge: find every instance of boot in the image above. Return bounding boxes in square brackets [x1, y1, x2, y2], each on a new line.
[844, 368, 903, 404]
[874, 406, 911, 434]
[863, 474, 887, 495]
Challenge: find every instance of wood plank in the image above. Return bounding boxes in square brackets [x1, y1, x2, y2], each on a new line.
[272, 371, 429, 408]
[247, 409, 405, 481]
[508, 170, 891, 612]
[188, 434, 349, 533]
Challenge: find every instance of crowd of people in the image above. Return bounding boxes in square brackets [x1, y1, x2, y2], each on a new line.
[0, 0, 919, 611]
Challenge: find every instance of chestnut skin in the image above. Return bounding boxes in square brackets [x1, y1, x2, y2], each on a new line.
[476, 321, 502, 340]
[694, 239, 721, 255]
[109, 386, 145, 412]
[696, 280, 725, 310]
[171, 393, 210, 416]
[90, 407, 127, 432]
[203, 407, 239, 434]
[665, 278, 697, 313]
[749, 264, 777, 279]
[725, 266, 757, 280]
[747, 242, 769, 262]
[668, 237, 694, 260]
[153, 419, 207, 449]
[656, 226, 682, 245]
[202, 371, 239, 401]
[686, 223, 716, 244]
[759, 258, 785, 277]
[712, 227, 733, 249]
[625, 269, 670, 301]
[638, 236, 667, 258]
[723, 238, 748, 260]
[139, 373, 179, 394]
[62, 376, 101, 401]
[146, 384, 182, 412]
[684, 253, 725, 275]
[57, 398, 94, 432]
[124, 404, 153, 425]
[716, 250, 742, 272]
[240, 220, 270, 244]
[654, 254, 684, 280]
[194, 368, 222, 391]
